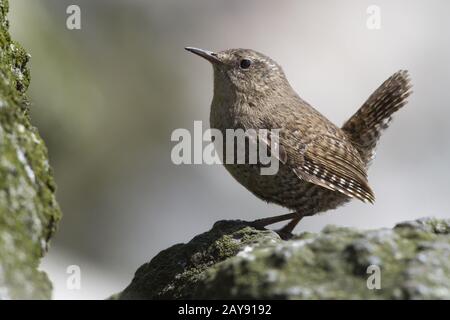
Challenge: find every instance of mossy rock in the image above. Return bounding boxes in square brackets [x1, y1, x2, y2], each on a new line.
[0, 0, 61, 299]
[118, 217, 450, 299]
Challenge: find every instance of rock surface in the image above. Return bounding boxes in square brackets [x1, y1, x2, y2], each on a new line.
[0, 0, 61, 299]
[119, 218, 450, 299]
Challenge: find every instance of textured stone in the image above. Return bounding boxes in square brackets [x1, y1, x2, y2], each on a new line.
[119, 217, 450, 299]
[0, 0, 61, 299]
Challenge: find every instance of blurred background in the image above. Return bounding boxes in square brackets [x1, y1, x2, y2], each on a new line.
[8, 0, 450, 299]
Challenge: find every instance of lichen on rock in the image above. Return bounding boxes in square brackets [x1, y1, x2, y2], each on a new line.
[0, 0, 61, 299]
[118, 217, 450, 299]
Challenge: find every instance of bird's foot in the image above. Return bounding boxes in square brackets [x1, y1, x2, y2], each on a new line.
[245, 220, 268, 230]
[246, 212, 299, 230]
[274, 228, 294, 240]
[246, 213, 303, 240]
[245, 221, 293, 240]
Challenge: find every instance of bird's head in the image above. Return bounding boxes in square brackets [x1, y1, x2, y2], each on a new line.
[185, 47, 289, 96]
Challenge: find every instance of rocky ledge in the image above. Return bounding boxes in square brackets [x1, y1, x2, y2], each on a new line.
[118, 217, 450, 299]
[0, 0, 61, 299]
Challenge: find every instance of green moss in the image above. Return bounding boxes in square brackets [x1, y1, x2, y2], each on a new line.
[118, 217, 450, 300]
[0, 0, 61, 299]
[118, 220, 280, 299]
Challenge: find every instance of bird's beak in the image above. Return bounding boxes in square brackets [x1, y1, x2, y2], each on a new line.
[185, 47, 222, 64]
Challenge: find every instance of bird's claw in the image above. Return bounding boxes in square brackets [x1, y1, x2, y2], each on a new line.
[274, 228, 294, 240]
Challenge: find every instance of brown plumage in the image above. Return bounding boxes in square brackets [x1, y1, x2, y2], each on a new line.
[343, 70, 412, 165]
[186, 47, 412, 237]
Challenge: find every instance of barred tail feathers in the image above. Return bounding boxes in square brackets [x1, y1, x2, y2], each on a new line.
[342, 70, 412, 165]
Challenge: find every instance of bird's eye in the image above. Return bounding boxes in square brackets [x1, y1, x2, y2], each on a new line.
[239, 59, 252, 69]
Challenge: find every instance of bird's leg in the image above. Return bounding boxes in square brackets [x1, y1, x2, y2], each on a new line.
[249, 212, 300, 229]
[275, 217, 302, 240]
[249, 212, 305, 240]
